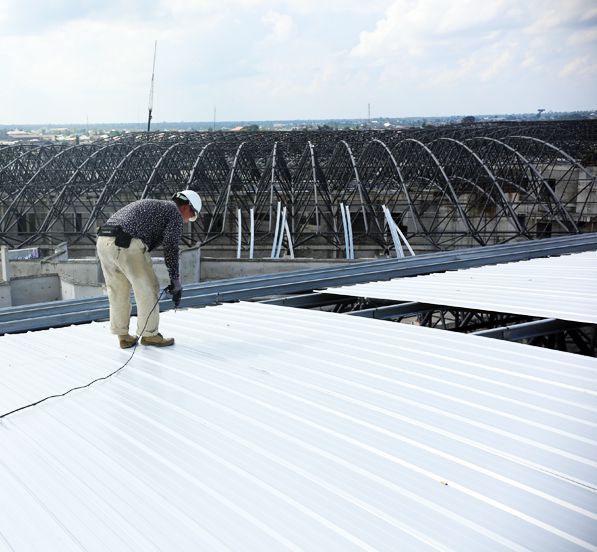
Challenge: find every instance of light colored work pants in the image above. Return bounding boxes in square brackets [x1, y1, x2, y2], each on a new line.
[97, 236, 160, 337]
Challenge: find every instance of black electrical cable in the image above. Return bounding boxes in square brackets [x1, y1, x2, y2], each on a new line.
[0, 289, 168, 421]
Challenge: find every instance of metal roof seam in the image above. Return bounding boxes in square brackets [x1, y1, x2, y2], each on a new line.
[233, 301, 597, 370]
[103, 359, 595, 549]
[48, 368, 528, 550]
[2, 297, 597, 549]
[325, 251, 597, 325]
[210, 304, 597, 398]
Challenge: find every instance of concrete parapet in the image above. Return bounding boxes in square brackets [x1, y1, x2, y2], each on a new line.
[10, 274, 61, 306]
[1, 246, 12, 281]
[0, 281, 10, 307]
[1, 245, 372, 306]
[200, 257, 358, 281]
[60, 277, 105, 301]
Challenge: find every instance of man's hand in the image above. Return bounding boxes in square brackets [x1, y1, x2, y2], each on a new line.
[166, 278, 183, 307]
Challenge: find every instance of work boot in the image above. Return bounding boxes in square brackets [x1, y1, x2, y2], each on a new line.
[141, 333, 175, 347]
[118, 334, 139, 349]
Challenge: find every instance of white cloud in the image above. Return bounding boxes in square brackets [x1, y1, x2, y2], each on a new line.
[479, 49, 513, 81]
[0, 0, 595, 123]
[559, 55, 597, 78]
[521, 54, 536, 68]
[436, 0, 519, 34]
[351, 0, 597, 84]
[580, 6, 597, 22]
[351, 0, 522, 59]
[0, 18, 155, 122]
[262, 11, 295, 41]
[568, 27, 597, 45]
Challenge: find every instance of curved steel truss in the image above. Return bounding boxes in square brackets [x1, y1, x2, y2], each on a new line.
[0, 121, 595, 255]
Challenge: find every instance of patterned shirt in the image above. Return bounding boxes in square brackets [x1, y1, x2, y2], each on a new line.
[107, 199, 183, 280]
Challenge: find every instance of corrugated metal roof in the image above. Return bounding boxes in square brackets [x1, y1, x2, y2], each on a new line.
[1, 302, 596, 550]
[324, 251, 597, 324]
[5, 233, 597, 335]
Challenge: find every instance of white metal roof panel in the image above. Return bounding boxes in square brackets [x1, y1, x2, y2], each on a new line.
[324, 251, 597, 323]
[1, 303, 596, 551]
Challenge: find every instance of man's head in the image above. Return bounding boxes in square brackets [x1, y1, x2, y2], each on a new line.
[172, 190, 202, 223]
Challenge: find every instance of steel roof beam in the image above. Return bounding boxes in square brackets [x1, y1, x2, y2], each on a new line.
[348, 301, 436, 319]
[474, 318, 588, 341]
[260, 292, 355, 308]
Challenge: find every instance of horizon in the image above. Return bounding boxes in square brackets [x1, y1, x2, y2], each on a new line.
[2, 108, 596, 129]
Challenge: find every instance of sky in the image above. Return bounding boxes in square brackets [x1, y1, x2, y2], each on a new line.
[1, 0, 596, 124]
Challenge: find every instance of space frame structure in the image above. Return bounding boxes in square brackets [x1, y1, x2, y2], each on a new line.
[0, 121, 595, 256]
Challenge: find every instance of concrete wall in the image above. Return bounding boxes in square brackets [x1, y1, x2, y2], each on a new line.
[4, 246, 203, 306]
[147, 247, 201, 287]
[200, 257, 358, 281]
[10, 258, 104, 284]
[60, 279, 106, 301]
[12, 247, 201, 287]
[2, 246, 366, 306]
[0, 281, 10, 308]
[1, 274, 105, 306]
[10, 274, 61, 306]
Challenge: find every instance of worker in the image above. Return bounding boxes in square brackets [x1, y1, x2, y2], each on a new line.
[96, 190, 202, 349]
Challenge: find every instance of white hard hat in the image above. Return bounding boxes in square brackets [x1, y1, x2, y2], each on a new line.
[173, 189, 202, 222]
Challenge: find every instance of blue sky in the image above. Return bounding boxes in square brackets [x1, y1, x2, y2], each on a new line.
[1, 0, 596, 124]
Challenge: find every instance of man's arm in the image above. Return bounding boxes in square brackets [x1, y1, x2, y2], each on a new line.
[162, 211, 183, 282]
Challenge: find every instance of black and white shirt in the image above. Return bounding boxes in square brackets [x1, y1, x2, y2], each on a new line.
[107, 199, 183, 280]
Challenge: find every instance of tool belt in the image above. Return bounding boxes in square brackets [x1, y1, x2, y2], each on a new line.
[97, 224, 133, 248]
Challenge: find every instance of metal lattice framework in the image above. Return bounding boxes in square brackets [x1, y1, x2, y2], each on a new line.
[0, 121, 595, 256]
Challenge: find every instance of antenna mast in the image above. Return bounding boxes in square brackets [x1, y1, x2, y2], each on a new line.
[147, 40, 157, 134]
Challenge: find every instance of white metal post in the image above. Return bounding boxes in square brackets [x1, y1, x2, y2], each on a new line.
[340, 203, 349, 259]
[395, 224, 415, 256]
[271, 202, 281, 258]
[344, 204, 354, 260]
[276, 206, 287, 258]
[284, 218, 294, 259]
[382, 205, 403, 258]
[249, 208, 255, 259]
[236, 209, 242, 259]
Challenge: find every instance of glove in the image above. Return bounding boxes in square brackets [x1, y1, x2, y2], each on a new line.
[166, 278, 183, 307]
